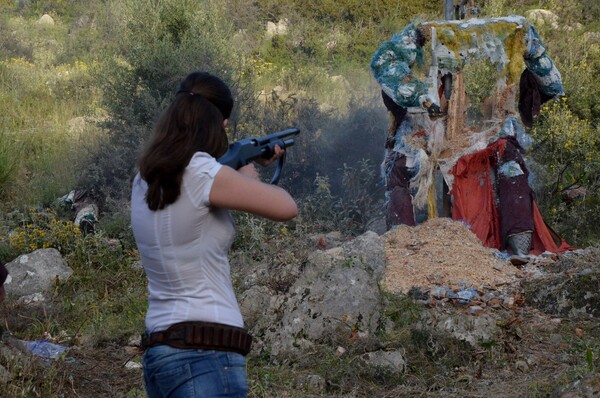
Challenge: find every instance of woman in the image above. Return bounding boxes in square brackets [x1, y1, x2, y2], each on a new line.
[131, 71, 298, 397]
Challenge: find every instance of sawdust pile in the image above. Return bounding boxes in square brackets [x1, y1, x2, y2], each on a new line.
[382, 217, 520, 294]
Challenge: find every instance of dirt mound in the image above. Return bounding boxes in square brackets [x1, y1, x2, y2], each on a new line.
[382, 217, 520, 294]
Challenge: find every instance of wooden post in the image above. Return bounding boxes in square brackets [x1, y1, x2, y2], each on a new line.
[445, 0, 454, 20]
[442, 0, 456, 217]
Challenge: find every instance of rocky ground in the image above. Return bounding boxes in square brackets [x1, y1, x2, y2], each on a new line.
[0, 218, 598, 397]
[379, 219, 599, 397]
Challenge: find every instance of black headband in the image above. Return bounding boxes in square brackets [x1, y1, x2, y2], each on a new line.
[177, 90, 198, 96]
[176, 90, 228, 119]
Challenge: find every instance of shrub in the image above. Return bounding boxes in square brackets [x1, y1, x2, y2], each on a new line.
[530, 99, 600, 246]
[75, 0, 244, 208]
[0, 15, 100, 205]
[298, 160, 383, 236]
[8, 207, 81, 255]
[462, 59, 497, 123]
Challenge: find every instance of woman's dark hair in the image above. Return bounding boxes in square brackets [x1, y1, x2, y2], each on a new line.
[138, 71, 233, 210]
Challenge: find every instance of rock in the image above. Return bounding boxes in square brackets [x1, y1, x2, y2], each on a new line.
[361, 350, 406, 373]
[418, 309, 498, 347]
[584, 32, 600, 42]
[238, 285, 279, 331]
[266, 19, 288, 37]
[525, 9, 559, 30]
[515, 360, 529, 372]
[549, 334, 563, 344]
[124, 361, 142, 369]
[343, 231, 386, 279]
[4, 249, 73, 299]
[295, 374, 326, 394]
[553, 372, 600, 397]
[469, 305, 484, 316]
[366, 216, 386, 235]
[309, 231, 344, 249]
[17, 292, 46, 304]
[239, 231, 385, 359]
[37, 14, 55, 26]
[523, 264, 600, 318]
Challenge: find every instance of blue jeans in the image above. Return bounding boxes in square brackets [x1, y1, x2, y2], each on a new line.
[143, 344, 248, 397]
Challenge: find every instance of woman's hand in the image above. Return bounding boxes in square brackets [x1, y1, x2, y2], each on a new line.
[237, 145, 284, 180]
[238, 163, 260, 180]
[254, 145, 284, 167]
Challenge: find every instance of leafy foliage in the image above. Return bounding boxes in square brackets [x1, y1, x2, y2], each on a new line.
[8, 207, 81, 255]
[73, 0, 242, 210]
[530, 99, 600, 246]
[462, 59, 497, 122]
[0, 0, 597, 239]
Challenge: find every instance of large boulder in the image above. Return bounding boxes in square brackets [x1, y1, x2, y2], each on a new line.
[4, 248, 73, 300]
[239, 231, 385, 359]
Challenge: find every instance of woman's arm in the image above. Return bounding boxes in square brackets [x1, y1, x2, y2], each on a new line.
[209, 164, 298, 222]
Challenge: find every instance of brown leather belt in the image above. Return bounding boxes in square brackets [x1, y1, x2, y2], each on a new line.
[141, 321, 252, 356]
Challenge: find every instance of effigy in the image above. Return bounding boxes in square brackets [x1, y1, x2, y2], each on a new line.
[370, 16, 572, 258]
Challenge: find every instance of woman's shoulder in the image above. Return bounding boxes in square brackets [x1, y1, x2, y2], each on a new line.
[187, 152, 222, 178]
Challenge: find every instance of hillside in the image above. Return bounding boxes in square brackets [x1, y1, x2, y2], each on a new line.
[0, 0, 599, 396]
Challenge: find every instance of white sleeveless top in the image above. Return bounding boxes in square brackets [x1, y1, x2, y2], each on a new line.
[131, 152, 242, 332]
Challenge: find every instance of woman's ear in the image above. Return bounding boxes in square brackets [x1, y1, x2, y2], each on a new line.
[223, 119, 229, 127]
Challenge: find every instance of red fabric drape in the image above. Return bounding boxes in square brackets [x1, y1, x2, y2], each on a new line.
[450, 139, 573, 254]
[451, 140, 505, 249]
[531, 202, 574, 254]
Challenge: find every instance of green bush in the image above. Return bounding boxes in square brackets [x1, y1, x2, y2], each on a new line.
[530, 100, 600, 246]
[298, 159, 382, 236]
[462, 59, 497, 123]
[551, 33, 600, 122]
[7, 207, 81, 255]
[75, 0, 242, 208]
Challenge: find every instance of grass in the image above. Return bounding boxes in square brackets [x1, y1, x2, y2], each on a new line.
[0, 11, 105, 205]
[0, 56, 101, 205]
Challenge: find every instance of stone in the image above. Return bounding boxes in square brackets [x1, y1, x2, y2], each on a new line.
[37, 14, 55, 26]
[4, 249, 73, 299]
